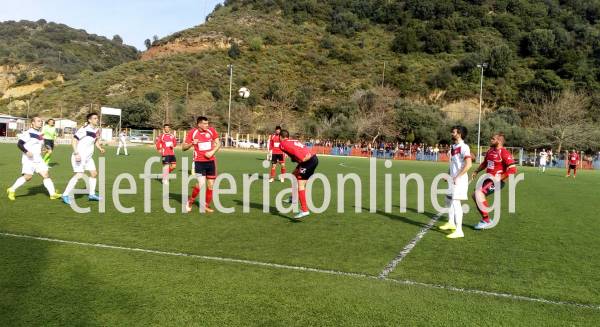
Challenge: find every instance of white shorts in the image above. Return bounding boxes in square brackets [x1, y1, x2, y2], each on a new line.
[71, 154, 96, 173]
[21, 159, 48, 175]
[448, 176, 469, 200]
[540, 160, 547, 166]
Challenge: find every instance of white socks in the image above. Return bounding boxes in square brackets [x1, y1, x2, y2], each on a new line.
[9, 176, 27, 191]
[63, 175, 81, 196]
[89, 177, 97, 195]
[451, 200, 463, 233]
[43, 178, 56, 195]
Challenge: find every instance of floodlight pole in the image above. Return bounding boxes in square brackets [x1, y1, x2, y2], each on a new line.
[476, 63, 488, 163]
[227, 64, 233, 147]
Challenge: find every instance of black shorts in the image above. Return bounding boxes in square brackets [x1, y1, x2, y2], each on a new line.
[271, 153, 285, 164]
[162, 155, 177, 164]
[478, 179, 505, 196]
[294, 155, 318, 180]
[44, 139, 54, 150]
[569, 164, 577, 170]
[194, 161, 217, 179]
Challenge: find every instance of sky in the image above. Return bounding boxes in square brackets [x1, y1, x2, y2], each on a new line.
[0, 0, 223, 50]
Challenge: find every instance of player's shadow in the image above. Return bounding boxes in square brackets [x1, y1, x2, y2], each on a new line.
[232, 200, 301, 223]
[353, 205, 444, 234]
[17, 185, 48, 197]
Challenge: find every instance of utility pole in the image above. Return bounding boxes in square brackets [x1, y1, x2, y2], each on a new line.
[476, 63, 488, 163]
[227, 64, 233, 147]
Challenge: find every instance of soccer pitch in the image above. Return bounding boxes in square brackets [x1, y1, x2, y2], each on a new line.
[1, 144, 599, 326]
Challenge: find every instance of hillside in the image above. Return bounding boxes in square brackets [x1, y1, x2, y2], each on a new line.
[0, 19, 138, 109]
[6, 0, 600, 149]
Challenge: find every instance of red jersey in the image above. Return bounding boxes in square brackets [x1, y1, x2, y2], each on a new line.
[482, 147, 516, 177]
[156, 133, 177, 156]
[185, 127, 219, 162]
[568, 152, 579, 165]
[279, 139, 312, 163]
[269, 134, 283, 154]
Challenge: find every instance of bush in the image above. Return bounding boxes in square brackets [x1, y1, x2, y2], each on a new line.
[391, 29, 419, 54]
[249, 37, 263, 51]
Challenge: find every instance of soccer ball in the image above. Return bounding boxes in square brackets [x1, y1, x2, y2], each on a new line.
[238, 87, 250, 99]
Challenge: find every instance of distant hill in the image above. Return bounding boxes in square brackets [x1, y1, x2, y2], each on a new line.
[0, 19, 138, 107]
[5, 1, 600, 149]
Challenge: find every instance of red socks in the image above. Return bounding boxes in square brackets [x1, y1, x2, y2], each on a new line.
[188, 185, 200, 204]
[270, 167, 276, 178]
[479, 200, 490, 222]
[298, 189, 308, 212]
[206, 188, 213, 208]
[281, 167, 286, 175]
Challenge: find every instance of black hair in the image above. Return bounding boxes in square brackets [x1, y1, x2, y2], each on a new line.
[451, 125, 468, 140]
[47, 118, 55, 123]
[280, 130, 290, 138]
[196, 116, 208, 124]
[275, 125, 281, 130]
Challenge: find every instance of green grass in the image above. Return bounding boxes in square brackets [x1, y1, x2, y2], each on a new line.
[1, 144, 599, 325]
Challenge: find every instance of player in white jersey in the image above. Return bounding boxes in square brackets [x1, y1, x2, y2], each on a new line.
[6, 115, 61, 200]
[61, 112, 105, 204]
[116, 129, 128, 156]
[438, 125, 472, 239]
[538, 149, 548, 173]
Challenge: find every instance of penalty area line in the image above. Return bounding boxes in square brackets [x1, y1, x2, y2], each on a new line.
[1, 231, 599, 311]
[378, 214, 441, 279]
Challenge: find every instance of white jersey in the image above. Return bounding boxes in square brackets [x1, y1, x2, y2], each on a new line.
[539, 151, 548, 164]
[449, 141, 471, 178]
[74, 125, 99, 157]
[19, 128, 44, 163]
[119, 132, 127, 142]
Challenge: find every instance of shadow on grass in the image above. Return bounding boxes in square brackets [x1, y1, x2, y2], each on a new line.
[233, 200, 301, 223]
[351, 205, 445, 235]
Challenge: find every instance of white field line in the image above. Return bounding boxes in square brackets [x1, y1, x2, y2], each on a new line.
[378, 214, 441, 279]
[1, 231, 599, 311]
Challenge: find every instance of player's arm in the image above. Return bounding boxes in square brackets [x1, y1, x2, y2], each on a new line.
[95, 136, 105, 154]
[17, 134, 32, 158]
[471, 160, 487, 180]
[205, 138, 221, 158]
[500, 150, 517, 181]
[457, 157, 473, 179]
[182, 131, 194, 151]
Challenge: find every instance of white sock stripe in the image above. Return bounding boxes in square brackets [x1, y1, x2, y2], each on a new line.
[0, 232, 598, 311]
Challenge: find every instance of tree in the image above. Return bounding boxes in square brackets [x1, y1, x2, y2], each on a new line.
[144, 39, 152, 50]
[228, 43, 241, 59]
[391, 29, 419, 54]
[354, 87, 399, 144]
[526, 91, 596, 153]
[488, 44, 513, 77]
[112, 34, 123, 44]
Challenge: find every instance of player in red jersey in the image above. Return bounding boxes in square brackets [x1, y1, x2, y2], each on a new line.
[267, 126, 286, 183]
[182, 116, 221, 213]
[155, 124, 177, 184]
[566, 149, 579, 178]
[278, 130, 319, 220]
[470, 133, 517, 230]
